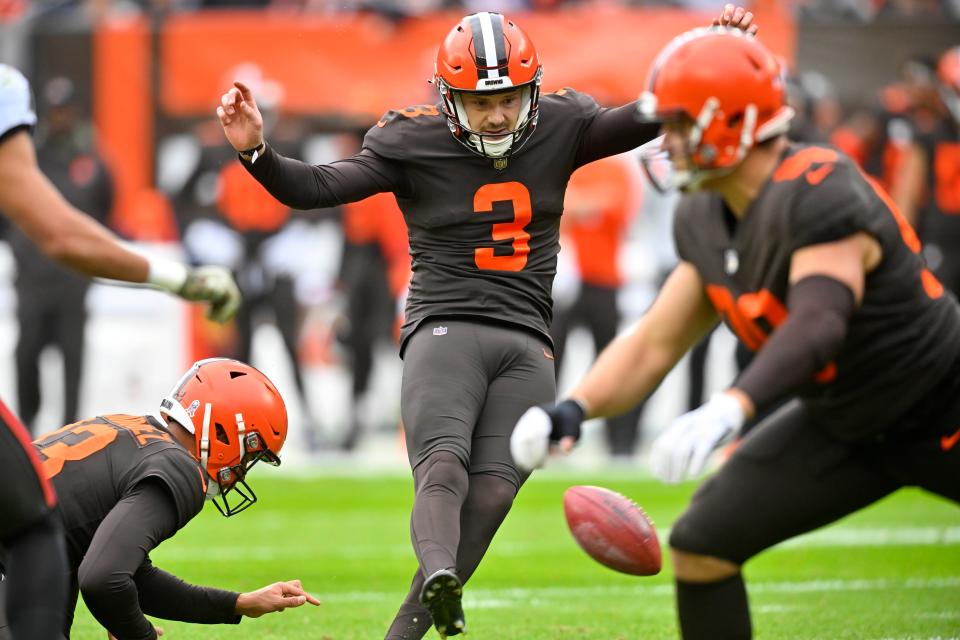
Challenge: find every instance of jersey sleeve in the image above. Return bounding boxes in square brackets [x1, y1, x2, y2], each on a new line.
[672, 194, 710, 264]
[131, 448, 206, 529]
[0, 64, 36, 141]
[784, 162, 877, 253]
[363, 109, 413, 162]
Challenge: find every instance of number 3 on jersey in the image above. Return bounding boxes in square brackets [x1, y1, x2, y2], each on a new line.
[474, 182, 531, 272]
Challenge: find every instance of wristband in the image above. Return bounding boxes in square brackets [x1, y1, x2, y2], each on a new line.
[145, 255, 189, 293]
[239, 141, 265, 164]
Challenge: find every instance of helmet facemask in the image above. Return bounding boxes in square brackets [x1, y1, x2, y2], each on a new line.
[209, 429, 282, 517]
[438, 68, 542, 158]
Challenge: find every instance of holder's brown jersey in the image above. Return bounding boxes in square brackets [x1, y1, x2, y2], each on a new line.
[33, 414, 206, 561]
[243, 89, 659, 353]
[674, 144, 960, 441]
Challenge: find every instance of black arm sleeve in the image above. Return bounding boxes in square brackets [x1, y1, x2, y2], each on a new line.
[241, 144, 407, 209]
[135, 560, 240, 625]
[78, 480, 239, 640]
[574, 100, 661, 168]
[734, 275, 855, 410]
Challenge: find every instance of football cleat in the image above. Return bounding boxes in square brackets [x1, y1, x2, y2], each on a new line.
[419, 568, 465, 638]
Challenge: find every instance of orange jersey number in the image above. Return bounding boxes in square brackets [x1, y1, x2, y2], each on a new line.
[706, 285, 836, 383]
[35, 420, 119, 480]
[474, 181, 532, 272]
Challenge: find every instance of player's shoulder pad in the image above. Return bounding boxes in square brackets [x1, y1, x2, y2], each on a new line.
[363, 104, 445, 161]
[137, 443, 207, 527]
[0, 64, 36, 139]
[775, 145, 874, 250]
[540, 87, 601, 120]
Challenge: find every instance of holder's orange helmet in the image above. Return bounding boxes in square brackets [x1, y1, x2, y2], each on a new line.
[938, 46, 960, 123]
[434, 12, 542, 158]
[637, 27, 794, 190]
[159, 358, 287, 516]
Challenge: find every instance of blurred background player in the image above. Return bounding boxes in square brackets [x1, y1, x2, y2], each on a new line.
[914, 46, 960, 294]
[551, 152, 646, 458]
[5, 76, 114, 433]
[31, 358, 319, 640]
[172, 64, 326, 446]
[337, 178, 410, 452]
[0, 63, 241, 640]
[513, 27, 960, 640]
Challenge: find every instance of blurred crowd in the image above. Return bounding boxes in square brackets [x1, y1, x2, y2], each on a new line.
[3, 0, 959, 21]
[1, 2, 958, 462]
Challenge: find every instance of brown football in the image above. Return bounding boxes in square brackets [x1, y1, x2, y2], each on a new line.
[563, 485, 662, 576]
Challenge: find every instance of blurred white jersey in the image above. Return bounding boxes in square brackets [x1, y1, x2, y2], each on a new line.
[0, 64, 36, 138]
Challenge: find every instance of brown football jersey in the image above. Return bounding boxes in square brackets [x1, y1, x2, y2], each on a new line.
[674, 144, 960, 441]
[362, 89, 656, 351]
[33, 415, 206, 563]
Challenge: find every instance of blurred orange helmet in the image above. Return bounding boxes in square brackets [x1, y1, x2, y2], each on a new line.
[637, 27, 794, 190]
[434, 12, 543, 158]
[159, 358, 288, 516]
[938, 46, 960, 123]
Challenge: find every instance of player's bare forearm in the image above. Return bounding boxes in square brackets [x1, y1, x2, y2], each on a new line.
[571, 263, 718, 418]
[0, 132, 150, 282]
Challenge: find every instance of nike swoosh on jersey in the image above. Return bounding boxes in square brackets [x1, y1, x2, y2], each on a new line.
[940, 426, 960, 452]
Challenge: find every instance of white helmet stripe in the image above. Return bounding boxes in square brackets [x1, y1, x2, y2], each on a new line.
[477, 12, 500, 79]
[199, 402, 212, 472]
[235, 412, 246, 461]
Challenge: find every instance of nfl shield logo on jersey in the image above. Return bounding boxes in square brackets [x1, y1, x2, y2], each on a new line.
[724, 249, 739, 275]
[433, 326, 448, 336]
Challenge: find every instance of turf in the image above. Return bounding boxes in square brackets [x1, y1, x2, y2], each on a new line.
[69, 471, 960, 639]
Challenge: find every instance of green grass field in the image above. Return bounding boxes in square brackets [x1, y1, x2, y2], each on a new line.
[70, 471, 960, 639]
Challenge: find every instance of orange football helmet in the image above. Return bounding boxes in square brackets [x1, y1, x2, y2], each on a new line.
[938, 46, 960, 123]
[159, 358, 288, 516]
[435, 12, 542, 158]
[637, 27, 794, 191]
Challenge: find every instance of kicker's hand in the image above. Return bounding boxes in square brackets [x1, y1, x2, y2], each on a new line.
[648, 392, 746, 484]
[713, 3, 758, 36]
[235, 580, 321, 618]
[217, 80, 264, 153]
[178, 265, 242, 324]
[510, 399, 586, 471]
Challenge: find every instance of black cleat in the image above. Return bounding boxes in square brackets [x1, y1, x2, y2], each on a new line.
[419, 568, 465, 638]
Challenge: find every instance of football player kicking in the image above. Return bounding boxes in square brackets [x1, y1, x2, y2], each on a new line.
[216, 7, 757, 639]
[0, 64, 241, 640]
[511, 28, 960, 639]
[31, 358, 319, 640]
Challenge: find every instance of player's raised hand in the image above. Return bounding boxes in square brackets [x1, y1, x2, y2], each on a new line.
[713, 3, 758, 36]
[510, 399, 586, 471]
[235, 580, 321, 618]
[216, 80, 264, 152]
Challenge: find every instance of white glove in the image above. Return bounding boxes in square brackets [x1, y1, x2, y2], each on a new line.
[648, 392, 746, 484]
[178, 265, 242, 323]
[510, 406, 553, 471]
[510, 400, 586, 471]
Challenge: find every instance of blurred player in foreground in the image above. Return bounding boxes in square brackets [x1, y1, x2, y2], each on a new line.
[0, 63, 241, 640]
[512, 28, 960, 639]
[34, 358, 319, 639]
